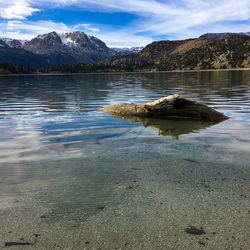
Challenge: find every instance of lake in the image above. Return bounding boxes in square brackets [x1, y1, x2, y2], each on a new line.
[0, 70, 249, 249]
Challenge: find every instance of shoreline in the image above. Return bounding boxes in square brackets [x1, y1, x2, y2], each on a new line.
[0, 67, 249, 77]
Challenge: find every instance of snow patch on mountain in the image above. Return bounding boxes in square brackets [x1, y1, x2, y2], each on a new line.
[59, 33, 77, 46]
[1, 38, 27, 48]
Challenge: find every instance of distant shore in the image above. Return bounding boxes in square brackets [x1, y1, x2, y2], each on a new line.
[0, 67, 249, 77]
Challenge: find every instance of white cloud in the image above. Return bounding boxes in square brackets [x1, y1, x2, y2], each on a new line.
[73, 24, 100, 33]
[0, 20, 72, 40]
[0, 0, 40, 19]
[32, 0, 187, 16]
[6, 20, 23, 31]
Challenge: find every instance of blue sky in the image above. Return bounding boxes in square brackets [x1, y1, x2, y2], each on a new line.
[0, 0, 249, 47]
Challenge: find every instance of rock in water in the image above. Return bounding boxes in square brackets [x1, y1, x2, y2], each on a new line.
[100, 94, 228, 122]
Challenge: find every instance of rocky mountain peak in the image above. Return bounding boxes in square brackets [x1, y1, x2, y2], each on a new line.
[21, 31, 111, 57]
[64, 31, 88, 45]
[0, 38, 27, 48]
[61, 31, 109, 52]
[24, 31, 63, 54]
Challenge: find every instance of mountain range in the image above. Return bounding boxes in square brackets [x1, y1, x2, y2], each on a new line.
[0, 31, 249, 72]
[0, 31, 142, 69]
[100, 34, 250, 72]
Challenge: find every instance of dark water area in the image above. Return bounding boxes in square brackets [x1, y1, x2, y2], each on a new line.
[0, 71, 249, 249]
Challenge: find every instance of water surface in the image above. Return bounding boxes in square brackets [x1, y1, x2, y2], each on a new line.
[0, 71, 249, 249]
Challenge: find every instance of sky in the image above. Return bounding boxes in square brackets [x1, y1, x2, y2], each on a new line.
[0, 0, 249, 47]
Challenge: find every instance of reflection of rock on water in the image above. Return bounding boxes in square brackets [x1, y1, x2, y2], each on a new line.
[101, 95, 228, 139]
[113, 115, 219, 140]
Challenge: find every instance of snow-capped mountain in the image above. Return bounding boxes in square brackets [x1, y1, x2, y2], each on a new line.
[0, 31, 117, 66]
[111, 46, 144, 55]
[22, 31, 115, 63]
[1, 38, 27, 48]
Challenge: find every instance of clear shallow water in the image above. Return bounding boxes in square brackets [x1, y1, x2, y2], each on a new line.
[0, 71, 249, 249]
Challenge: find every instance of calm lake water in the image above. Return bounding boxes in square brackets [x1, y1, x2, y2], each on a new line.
[0, 70, 249, 249]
